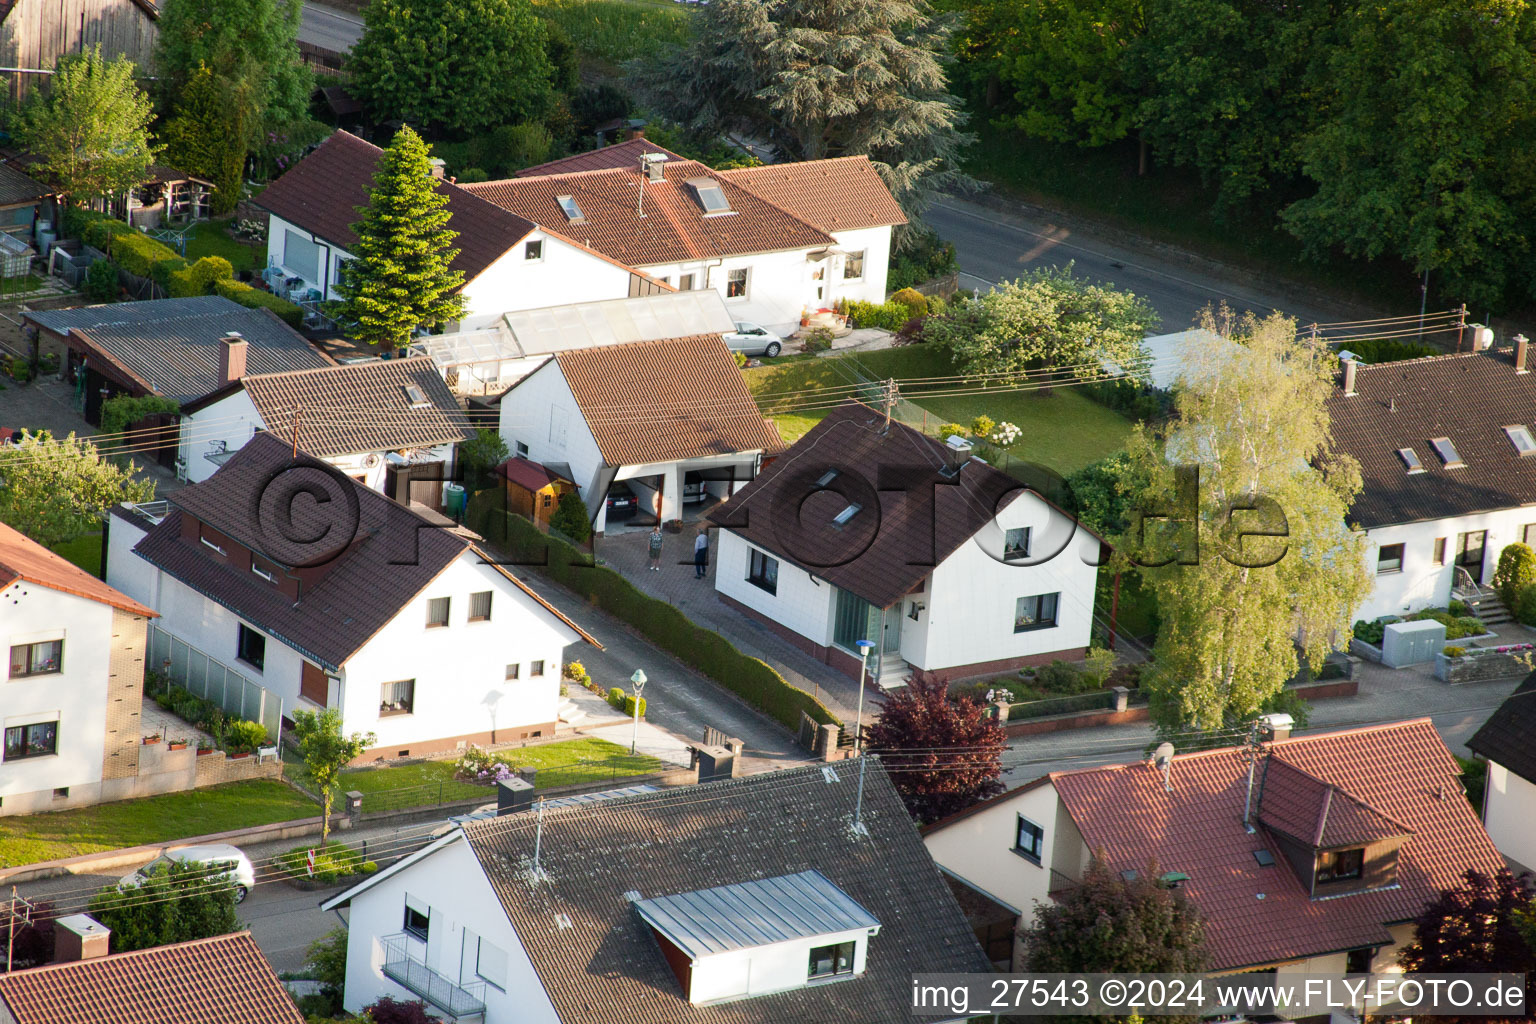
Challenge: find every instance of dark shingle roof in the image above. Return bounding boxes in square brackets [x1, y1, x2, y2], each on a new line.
[462, 761, 989, 1024]
[1051, 719, 1505, 971]
[708, 401, 1037, 609]
[0, 161, 49, 205]
[1327, 349, 1536, 527]
[1468, 670, 1536, 783]
[234, 356, 474, 456]
[255, 130, 536, 283]
[25, 297, 331, 404]
[0, 932, 303, 1024]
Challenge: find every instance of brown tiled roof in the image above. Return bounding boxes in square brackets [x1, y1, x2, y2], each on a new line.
[232, 356, 474, 456]
[0, 931, 303, 1024]
[463, 761, 990, 1024]
[464, 161, 834, 267]
[1051, 719, 1505, 971]
[514, 137, 685, 178]
[496, 456, 572, 491]
[538, 335, 784, 466]
[1468, 670, 1536, 783]
[128, 432, 592, 671]
[1326, 349, 1536, 527]
[1256, 758, 1414, 848]
[0, 521, 156, 617]
[708, 401, 1041, 609]
[719, 157, 908, 233]
[255, 130, 536, 283]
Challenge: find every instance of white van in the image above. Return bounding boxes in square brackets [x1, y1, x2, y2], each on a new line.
[119, 843, 256, 903]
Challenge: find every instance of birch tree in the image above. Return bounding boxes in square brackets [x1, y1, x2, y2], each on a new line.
[1115, 308, 1371, 738]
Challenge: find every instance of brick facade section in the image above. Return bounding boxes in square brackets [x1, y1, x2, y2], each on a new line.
[192, 750, 284, 787]
[343, 721, 560, 765]
[101, 609, 147, 781]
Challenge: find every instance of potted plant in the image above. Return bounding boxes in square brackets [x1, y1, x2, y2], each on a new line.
[167, 737, 188, 751]
[143, 732, 162, 745]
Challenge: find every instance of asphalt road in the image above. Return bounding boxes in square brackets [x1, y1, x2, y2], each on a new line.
[298, 2, 364, 53]
[926, 199, 1367, 334]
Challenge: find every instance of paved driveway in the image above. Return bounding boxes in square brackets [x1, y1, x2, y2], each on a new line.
[4, 377, 183, 496]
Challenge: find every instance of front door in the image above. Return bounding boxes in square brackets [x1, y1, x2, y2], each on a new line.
[881, 602, 903, 655]
[1456, 530, 1487, 583]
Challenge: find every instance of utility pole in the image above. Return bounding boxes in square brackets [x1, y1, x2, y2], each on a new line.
[291, 405, 303, 459]
[881, 379, 897, 432]
[1455, 303, 1467, 352]
[6, 886, 36, 973]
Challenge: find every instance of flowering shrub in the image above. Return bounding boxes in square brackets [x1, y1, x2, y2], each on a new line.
[563, 661, 589, 683]
[937, 423, 968, 443]
[990, 421, 1021, 446]
[453, 745, 517, 783]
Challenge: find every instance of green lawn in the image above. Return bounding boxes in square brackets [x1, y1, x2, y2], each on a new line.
[0, 273, 48, 295]
[0, 779, 317, 868]
[51, 532, 102, 577]
[183, 217, 262, 275]
[338, 737, 664, 813]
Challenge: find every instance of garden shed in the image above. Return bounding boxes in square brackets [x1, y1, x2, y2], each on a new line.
[496, 456, 577, 530]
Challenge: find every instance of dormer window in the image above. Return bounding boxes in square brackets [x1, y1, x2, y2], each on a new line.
[686, 178, 732, 215]
[1505, 425, 1536, 455]
[556, 195, 584, 224]
[1315, 848, 1364, 884]
[1430, 436, 1464, 468]
[1397, 447, 1425, 474]
[808, 941, 855, 980]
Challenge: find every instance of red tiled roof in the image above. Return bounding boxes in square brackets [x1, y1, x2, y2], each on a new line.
[496, 456, 572, 491]
[514, 137, 685, 178]
[1050, 720, 1505, 970]
[719, 157, 908, 233]
[0, 932, 303, 1024]
[1256, 758, 1413, 848]
[464, 161, 834, 267]
[537, 335, 784, 466]
[256, 130, 536, 283]
[0, 521, 156, 617]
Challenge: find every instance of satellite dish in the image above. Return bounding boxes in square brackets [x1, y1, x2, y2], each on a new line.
[1153, 742, 1175, 767]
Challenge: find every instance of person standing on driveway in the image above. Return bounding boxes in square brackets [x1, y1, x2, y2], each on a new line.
[647, 525, 664, 571]
[694, 527, 710, 579]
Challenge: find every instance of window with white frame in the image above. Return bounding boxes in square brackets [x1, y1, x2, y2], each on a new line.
[469, 591, 492, 622]
[843, 250, 866, 280]
[426, 597, 450, 628]
[726, 268, 749, 298]
[380, 679, 415, 716]
[524, 239, 544, 262]
[403, 898, 429, 942]
[237, 624, 265, 671]
[1003, 527, 1031, 561]
[748, 549, 778, 594]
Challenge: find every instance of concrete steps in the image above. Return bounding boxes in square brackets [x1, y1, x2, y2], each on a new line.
[873, 655, 912, 691]
[1462, 592, 1513, 626]
[556, 699, 586, 726]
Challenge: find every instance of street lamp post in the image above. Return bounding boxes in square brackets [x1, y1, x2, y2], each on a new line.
[629, 669, 647, 755]
[854, 640, 875, 754]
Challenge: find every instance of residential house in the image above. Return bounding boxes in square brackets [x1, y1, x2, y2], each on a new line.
[1327, 341, 1536, 620]
[255, 130, 666, 318]
[408, 289, 738, 397]
[0, 522, 156, 816]
[23, 296, 332, 457]
[495, 457, 577, 531]
[707, 402, 1100, 688]
[0, 929, 304, 1024]
[1467, 670, 1536, 871]
[105, 432, 600, 761]
[923, 718, 1506, 975]
[320, 761, 988, 1023]
[496, 334, 784, 532]
[467, 138, 907, 335]
[0, 0, 159, 105]
[175, 353, 473, 503]
[0, 161, 51, 239]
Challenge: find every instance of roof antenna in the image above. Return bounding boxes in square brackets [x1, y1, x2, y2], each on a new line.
[1242, 721, 1262, 833]
[850, 754, 869, 838]
[531, 795, 547, 883]
[881, 379, 897, 433]
[1154, 742, 1174, 793]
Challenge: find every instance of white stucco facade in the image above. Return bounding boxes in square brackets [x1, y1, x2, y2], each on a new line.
[0, 580, 113, 806]
[1483, 761, 1536, 871]
[1356, 505, 1536, 621]
[337, 835, 559, 1024]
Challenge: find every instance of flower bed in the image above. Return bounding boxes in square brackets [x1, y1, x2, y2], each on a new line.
[1434, 643, 1536, 684]
[277, 842, 378, 889]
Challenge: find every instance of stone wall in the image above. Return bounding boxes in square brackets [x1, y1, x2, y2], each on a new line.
[1434, 649, 1536, 684]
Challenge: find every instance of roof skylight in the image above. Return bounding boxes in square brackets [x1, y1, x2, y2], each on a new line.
[832, 503, 862, 526]
[1397, 447, 1425, 474]
[403, 384, 430, 409]
[556, 194, 584, 223]
[1430, 436, 1465, 469]
[815, 469, 840, 488]
[686, 178, 732, 215]
[1506, 425, 1536, 456]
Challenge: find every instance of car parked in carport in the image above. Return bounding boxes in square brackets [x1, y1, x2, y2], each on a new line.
[605, 481, 639, 518]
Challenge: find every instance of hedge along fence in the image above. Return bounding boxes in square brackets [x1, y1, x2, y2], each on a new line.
[466, 490, 841, 732]
[214, 278, 304, 328]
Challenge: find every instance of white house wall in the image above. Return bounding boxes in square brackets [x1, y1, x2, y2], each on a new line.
[639, 248, 812, 337]
[687, 928, 872, 1004]
[178, 390, 263, 485]
[916, 491, 1099, 672]
[339, 551, 577, 753]
[715, 531, 836, 646]
[1357, 506, 1536, 621]
[341, 836, 559, 1024]
[1484, 761, 1536, 871]
[923, 783, 1067, 931]
[265, 213, 347, 301]
[0, 583, 112, 802]
[498, 360, 606, 516]
[830, 225, 893, 306]
[462, 231, 633, 320]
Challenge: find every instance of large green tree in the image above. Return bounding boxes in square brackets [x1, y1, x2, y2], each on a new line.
[1281, 0, 1536, 308]
[0, 431, 156, 549]
[1399, 870, 1536, 1024]
[923, 263, 1158, 377]
[88, 861, 240, 953]
[1115, 309, 1372, 737]
[153, 0, 312, 134]
[292, 708, 375, 848]
[338, 126, 465, 350]
[347, 0, 553, 137]
[636, 0, 975, 233]
[14, 46, 157, 209]
[160, 65, 250, 215]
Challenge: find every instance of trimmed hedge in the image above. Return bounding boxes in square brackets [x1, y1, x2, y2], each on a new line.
[844, 298, 914, 332]
[214, 279, 304, 328]
[168, 256, 234, 298]
[607, 687, 646, 717]
[110, 231, 182, 277]
[467, 492, 841, 732]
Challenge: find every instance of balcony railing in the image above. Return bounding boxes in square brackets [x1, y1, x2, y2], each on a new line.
[1047, 868, 1079, 895]
[380, 933, 486, 1018]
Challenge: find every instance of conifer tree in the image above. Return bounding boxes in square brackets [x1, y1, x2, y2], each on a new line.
[161, 65, 249, 216]
[338, 127, 465, 351]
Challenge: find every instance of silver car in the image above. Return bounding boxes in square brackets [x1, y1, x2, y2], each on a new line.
[120, 843, 256, 903]
[723, 321, 783, 358]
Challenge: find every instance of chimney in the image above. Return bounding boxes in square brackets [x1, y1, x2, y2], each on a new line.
[1516, 334, 1529, 374]
[428, 157, 446, 180]
[695, 744, 737, 783]
[219, 332, 247, 383]
[1153, 742, 1174, 793]
[496, 775, 535, 816]
[1260, 712, 1294, 742]
[642, 153, 667, 183]
[1341, 356, 1358, 396]
[53, 914, 111, 962]
[627, 119, 647, 141]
